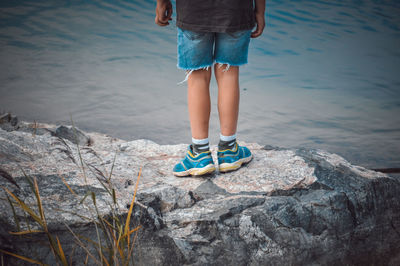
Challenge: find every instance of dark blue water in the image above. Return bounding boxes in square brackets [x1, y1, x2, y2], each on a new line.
[1, 0, 399, 169]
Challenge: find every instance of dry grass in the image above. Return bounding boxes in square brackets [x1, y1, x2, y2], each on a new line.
[0, 120, 142, 265]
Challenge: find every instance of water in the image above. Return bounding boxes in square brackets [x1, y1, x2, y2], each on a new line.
[1, 0, 399, 170]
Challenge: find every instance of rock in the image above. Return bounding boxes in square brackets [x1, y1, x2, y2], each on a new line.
[0, 113, 17, 132]
[55, 125, 90, 146]
[0, 113, 52, 135]
[0, 123, 399, 265]
[0, 113, 17, 127]
[0, 113, 11, 124]
[9, 115, 18, 127]
[16, 121, 53, 136]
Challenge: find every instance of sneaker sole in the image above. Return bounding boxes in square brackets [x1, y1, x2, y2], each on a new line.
[173, 164, 216, 177]
[219, 155, 253, 173]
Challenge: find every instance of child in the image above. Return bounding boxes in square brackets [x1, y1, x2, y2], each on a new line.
[155, 0, 266, 176]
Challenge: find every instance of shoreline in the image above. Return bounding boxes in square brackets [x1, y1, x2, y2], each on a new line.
[1, 112, 398, 178]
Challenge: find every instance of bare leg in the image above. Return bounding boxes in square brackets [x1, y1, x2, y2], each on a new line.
[214, 64, 240, 136]
[187, 69, 212, 139]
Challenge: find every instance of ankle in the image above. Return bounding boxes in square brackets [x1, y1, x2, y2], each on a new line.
[192, 137, 210, 155]
[218, 133, 236, 150]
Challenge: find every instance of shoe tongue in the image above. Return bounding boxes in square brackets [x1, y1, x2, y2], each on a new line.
[190, 145, 199, 156]
[231, 142, 237, 150]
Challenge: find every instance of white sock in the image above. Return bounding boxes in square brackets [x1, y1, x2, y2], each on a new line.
[219, 133, 236, 142]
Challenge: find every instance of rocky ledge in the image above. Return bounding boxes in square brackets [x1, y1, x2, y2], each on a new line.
[0, 115, 400, 265]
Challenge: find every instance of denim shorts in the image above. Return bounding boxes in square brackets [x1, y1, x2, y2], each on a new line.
[177, 27, 252, 71]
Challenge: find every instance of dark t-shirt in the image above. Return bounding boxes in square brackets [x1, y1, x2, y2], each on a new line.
[176, 0, 255, 33]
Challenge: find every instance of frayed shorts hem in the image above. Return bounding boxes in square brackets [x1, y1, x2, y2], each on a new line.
[177, 61, 248, 70]
[177, 61, 248, 84]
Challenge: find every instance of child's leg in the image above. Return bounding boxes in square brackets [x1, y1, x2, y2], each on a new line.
[214, 64, 240, 137]
[173, 68, 215, 177]
[214, 64, 252, 173]
[188, 68, 212, 140]
[173, 28, 216, 176]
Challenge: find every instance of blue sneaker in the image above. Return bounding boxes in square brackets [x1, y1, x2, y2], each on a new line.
[217, 142, 252, 173]
[173, 145, 216, 177]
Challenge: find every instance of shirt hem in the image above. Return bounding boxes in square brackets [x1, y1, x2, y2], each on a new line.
[176, 21, 255, 33]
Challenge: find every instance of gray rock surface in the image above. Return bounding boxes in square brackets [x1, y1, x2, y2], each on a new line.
[55, 125, 91, 146]
[0, 118, 399, 265]
[0, 113, 18, 132]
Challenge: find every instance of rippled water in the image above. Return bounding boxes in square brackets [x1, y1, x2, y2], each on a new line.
[1, 0, 399, 169]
